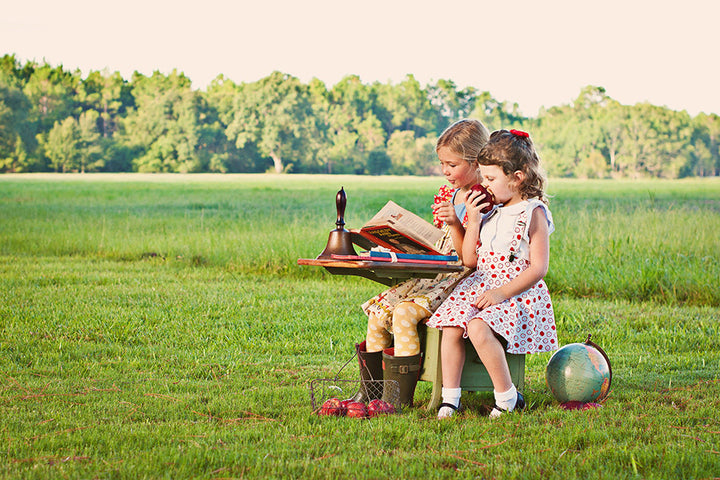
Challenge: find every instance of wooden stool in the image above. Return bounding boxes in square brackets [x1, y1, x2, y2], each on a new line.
[418, 324, 526, 410]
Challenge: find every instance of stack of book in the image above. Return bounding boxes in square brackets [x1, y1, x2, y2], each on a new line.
[331, 251, 458, 265]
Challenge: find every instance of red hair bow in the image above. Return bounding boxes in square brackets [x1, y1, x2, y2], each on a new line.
[510, 129, 529, 138]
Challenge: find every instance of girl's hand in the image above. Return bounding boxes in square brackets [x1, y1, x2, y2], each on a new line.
[432, 201, 460, 227]
[473, 288, 508, 310]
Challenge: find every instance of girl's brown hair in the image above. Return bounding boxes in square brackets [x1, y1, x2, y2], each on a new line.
[479, 129, 548, 203]
[436, 119, 490, 166]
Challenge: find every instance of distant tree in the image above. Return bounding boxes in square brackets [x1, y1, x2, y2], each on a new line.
[574, 150, 610, 178]
[203, 75, 241, 126]
[0, 135, 30, 172]
[201, 75, 261, 173]
[367, 149, 392, 175]
[428, 79, 477, 128]
[329, 75, 374, 120]
[535, 87, 612, 177]
[42, 117, 79, 172]
[0, 56, 718, 178]
[307, 75, 389, 174]
[470, 91, 525, 131]
[414, 135, 439, 175]
[355, 114, 386, 164]
[386, 130, 416, 175]
[573, 85, 610, 111]
[77, 110, 104, 172]
[373, 75, 436, 137]
[385, 130, 437, 175]
[226, 71, 317, 173]
[23, 62, 79, 132]
[596, 101, 627, 175]
[0, 54, 33, 84]
[619, 103, 691, 178]
[121, 70, 204, 172]
[0, 78, 32, 170]
[534, 105, 582, 177]
[77, 69, 131, 138]
[0, 56, 39, 168]
[687, 113, 720, 176]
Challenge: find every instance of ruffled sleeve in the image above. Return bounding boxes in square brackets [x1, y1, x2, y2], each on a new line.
[522, 198, 554, 241]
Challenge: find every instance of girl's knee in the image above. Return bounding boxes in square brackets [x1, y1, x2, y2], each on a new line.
[440, 326, 465, 346]
[393, 302, 429, 323]
[391, 302, 429, 332]
[467, 319, 493, 344]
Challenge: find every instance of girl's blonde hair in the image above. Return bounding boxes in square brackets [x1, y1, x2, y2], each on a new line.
[479, 129, 548, 203]
[436, 119, 490, 166]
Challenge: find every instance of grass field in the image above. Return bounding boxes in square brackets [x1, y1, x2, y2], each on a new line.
[1, 173, 719, 479]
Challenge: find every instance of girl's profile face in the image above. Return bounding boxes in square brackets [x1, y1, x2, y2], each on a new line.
[479, 164, 521, 206]
[438, 147, 478, 190]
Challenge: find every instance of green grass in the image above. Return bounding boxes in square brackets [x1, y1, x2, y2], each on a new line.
[1, 173, 719, 479]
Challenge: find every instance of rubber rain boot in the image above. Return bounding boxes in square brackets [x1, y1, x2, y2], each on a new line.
[381, 348, 422, 408]
[350, 341, 383, 403]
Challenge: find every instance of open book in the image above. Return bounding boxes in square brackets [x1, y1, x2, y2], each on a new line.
[351, 201, 445, 256]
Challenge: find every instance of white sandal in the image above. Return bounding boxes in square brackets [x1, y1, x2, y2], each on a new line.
[489, 392, 525, 418]
[437, 402, 461, 419]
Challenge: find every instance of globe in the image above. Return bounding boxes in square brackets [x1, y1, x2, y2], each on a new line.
[545, 336, 612, 404]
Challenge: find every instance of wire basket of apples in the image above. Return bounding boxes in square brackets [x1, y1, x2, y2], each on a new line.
[310, 378, 400, 418]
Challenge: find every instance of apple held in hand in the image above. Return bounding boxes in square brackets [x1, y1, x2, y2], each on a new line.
[470, 184, 495, 213]
[345, 401, 369, 418]
[368, 399, 396, 417]
[318, 397, 343, 416]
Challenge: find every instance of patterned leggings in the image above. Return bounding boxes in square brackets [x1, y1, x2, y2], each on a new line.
[365, 301, 431, 356]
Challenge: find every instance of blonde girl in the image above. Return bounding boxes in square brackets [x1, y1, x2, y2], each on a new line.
[353, 119, 490, 407]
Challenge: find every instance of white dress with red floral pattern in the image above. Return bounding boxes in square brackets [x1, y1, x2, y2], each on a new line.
[427, 199, 558, 354]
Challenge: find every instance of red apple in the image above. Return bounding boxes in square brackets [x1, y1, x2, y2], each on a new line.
[345, 401, 369, 418]
[470, 184, 495, 213]
[318, 397, 342, 416]
[339, 399, 353, 416]
[368, 399, 396, 417]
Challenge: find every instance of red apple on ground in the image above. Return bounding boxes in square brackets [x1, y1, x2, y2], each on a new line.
[470, 184, 495, 213]
[339, 399, 353, 416]
[368, 399, 396, 417]
[345, 401, 369, 418]
[319, 397, 342, 416]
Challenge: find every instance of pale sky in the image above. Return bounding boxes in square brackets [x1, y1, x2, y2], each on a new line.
[2, 0, 718, 117]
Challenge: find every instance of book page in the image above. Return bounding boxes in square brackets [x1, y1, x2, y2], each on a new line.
[364, 201, 442, 248]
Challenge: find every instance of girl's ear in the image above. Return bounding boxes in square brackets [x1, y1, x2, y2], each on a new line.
[512, 170, 526, 185]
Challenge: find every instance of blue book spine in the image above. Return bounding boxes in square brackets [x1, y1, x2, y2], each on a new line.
[369, 251, 458, 262]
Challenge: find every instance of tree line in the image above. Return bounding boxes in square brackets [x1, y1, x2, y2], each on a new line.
[1, 54, 718, 177]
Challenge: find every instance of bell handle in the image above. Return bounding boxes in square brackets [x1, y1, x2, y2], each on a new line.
[335, 187, 346, 229]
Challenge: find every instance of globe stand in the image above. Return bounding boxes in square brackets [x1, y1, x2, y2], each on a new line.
[584, 334, 612, 392]
[317, 187, 357, 259]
